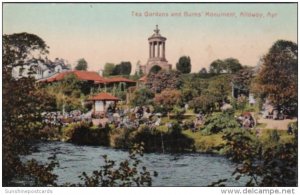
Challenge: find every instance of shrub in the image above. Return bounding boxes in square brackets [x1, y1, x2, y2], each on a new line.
[63, 122, 110, 146]
[200, 111, 240, 135]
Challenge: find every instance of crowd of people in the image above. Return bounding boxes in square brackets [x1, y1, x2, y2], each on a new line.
[42, 110, 91, 126]
[42, 104, 261, 132]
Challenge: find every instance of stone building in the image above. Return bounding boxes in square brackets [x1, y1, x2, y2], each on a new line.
[139, 25, 172, 74]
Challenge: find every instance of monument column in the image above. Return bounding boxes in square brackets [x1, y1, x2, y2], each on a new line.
[149, 42, 152, 58]
[162, 42, 165, 59]
[158, 42, 160, 57]
[152, 42, 156, 58]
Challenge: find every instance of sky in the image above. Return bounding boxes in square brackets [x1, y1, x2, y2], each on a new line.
[3, 3, 297, 73]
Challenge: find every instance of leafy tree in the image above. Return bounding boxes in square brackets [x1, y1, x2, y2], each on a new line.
[252, 40, 297, 110]
[149, 65, 162, 74]
[112, 61, 132, 75]
[189, 94, 216, 114]
[209, 58, 242, 74]
[209, 59, 226, 74]
[130, 87, 155, 107]
[3, 33, 58, 186]
[75, 58, 88, 70]
[207, 74, 232, 110]
[3, 33, 49, 67]
[180, 74, 209, 101]
[199, 67, 207, 74]
[176, 56, 191, 73]
[232, 67, 254, 97]
[154, 89, 182, 113]
[146, 70, 182, 93]
[224, 58, 242, 73]
[103, 63, 115, 76]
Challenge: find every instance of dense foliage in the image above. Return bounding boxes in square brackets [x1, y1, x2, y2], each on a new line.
[200, 111, 240, 135]
[112, 61, 132, 75]
[209, 58, 242, 74]
[252, 40, 297, 111]
[44, 74, 92, 112]
[220, 128, 298, 186]
[181, 74, 232, 113]
[154, 89, 182, 113]
[63, 122, 110, 146]
[146, 70, 182, 93]
[75, 58, 88, 70]
[130, 87, 155, 107]
[103, 62, 115, 76]
[3, 33, 58, 186]
[149, 65, 162, 74]
[176, 56, 192, 73]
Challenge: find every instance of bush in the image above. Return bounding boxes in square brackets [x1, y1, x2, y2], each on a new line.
[63, 122, 110, 146]
[221, 128, 298, 186]
[200, 111, 240, 135]
[130, 87, 154, 107]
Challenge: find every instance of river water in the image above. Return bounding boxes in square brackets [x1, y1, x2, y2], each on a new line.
[24, 141, 248, 186]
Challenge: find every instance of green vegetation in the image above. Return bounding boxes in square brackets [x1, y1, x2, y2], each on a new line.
[209, 58, 242, 74]
[62, 122, 110, 146]
[146, 69, 182, 93]
[219, 127, 297, 186]
[3, 32, 58, 186]
[112, 61, 132, 75]
[130, 87, 154, 107]
[176, 56, 192, 74]
[252, 40, 297, 114]
[103, 62, 115, 76]
[149, 65, 162, 74]
[43, 74, 92, 112]
[75, 58, 88, 70]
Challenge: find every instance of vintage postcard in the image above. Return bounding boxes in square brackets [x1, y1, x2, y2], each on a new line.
[2, 1, 298, 194]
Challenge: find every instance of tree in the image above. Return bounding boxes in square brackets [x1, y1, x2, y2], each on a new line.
[189, 94, 216, 114]
[103, 63, 115, 76]
[154, 89, 182, 113]
[112, 61, 132, 75]
[207, 75, 232, 110]
[3, 33, 58, 186]
[209, 59, 226, 74]
[199, 67, 207, 74]
[130, 87, 155, 107]
[75, 58, 88, 70]
[252, 40, 297, 110]
[224, 58, 242, 73]
[232, 67, 254, 98]
[149, 65, 162, 74]
[176, 56, 191, 74]
[146, 70, 182, 93]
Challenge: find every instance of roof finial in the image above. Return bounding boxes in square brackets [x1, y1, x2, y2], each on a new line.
[154, 24, 160, 34]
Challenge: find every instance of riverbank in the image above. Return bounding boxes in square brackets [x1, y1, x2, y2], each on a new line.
[41, 118, 296, 155]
